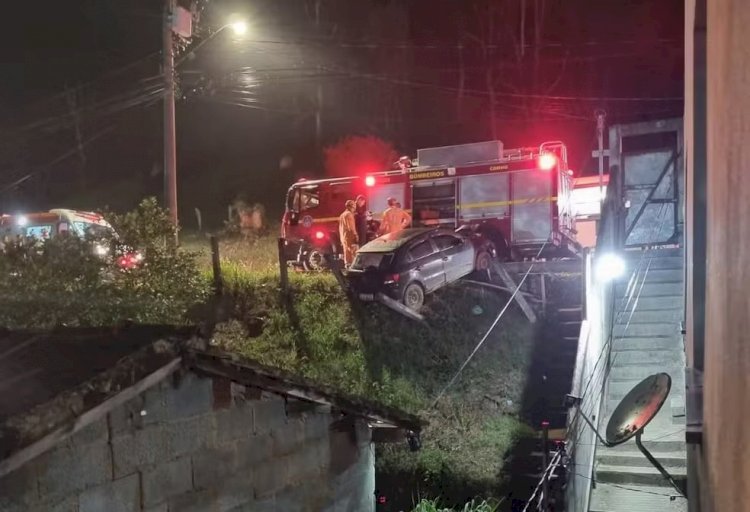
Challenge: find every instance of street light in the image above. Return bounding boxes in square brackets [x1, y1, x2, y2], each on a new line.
[163, 4, 248, 238]
[230, 20, 248, 36]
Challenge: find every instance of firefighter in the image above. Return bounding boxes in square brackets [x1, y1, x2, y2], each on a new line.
[380, 197, 412, 235]
[338, 200, 358, 267]
[354, 194, 368, 247]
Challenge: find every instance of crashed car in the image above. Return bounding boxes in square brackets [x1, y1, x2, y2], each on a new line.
[346, 227, 495, 310]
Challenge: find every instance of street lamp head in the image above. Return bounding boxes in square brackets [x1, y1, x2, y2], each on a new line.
[230, 20, 248, 36]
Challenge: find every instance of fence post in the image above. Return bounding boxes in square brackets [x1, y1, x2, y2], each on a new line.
[541, 421, 550, 511]
[278, 238, 289, 295]
[210, 235, 223, 295]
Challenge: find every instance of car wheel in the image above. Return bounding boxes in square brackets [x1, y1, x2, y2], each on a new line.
[303, 249, 329, 271]
[402, 282, 425, 311]
[475, 250, 493, 271]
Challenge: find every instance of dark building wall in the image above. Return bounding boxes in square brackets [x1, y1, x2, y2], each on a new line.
[703, 0, 750, 510]
[0, 372, 375, 512]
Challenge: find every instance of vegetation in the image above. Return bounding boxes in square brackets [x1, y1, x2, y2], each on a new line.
[207, 241, 538, 507]
[0, 200, 539, 507]
[411, 498, 501, 512]
[0, 198, 209, 328]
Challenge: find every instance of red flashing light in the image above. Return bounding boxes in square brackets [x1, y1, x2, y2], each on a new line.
[365, 176, 376, 187]
[314, 230, 325, 240]
[538, 153, 557, 171]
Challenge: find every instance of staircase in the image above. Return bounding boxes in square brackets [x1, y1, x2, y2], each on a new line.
[589, 249, 688, 512]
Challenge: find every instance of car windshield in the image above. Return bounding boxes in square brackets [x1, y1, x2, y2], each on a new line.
[351, 252, 394, 271]
[73, 221, 115, 239]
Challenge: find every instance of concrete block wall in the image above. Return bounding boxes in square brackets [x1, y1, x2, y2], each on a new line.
[0, 371, 375, 512]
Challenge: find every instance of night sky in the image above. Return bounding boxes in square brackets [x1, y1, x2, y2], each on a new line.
[0, 0, 683, 227]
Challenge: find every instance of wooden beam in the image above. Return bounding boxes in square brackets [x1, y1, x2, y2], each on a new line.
[375, 293, 425, 322]
[492, 261, 537, 323]
[189, 351, 423, 432]
[499, 259, 583, 275]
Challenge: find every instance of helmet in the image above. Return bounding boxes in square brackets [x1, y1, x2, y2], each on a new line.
[387, 197, 397, 206]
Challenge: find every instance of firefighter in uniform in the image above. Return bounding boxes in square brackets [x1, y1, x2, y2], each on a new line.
[338, 200, 358, 267]
[354, 195, 368, 247]
[380, 197, 412, 235]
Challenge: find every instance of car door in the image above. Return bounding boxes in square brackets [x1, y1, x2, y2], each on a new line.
[432, 233, 474, 281]
[406, 238, 445, 292]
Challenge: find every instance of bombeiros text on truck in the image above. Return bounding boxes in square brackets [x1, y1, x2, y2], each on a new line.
[281, 140, 581, 270]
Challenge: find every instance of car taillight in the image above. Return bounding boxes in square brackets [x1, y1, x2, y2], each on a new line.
[385, 273, 400, 284]
[314, 230, 325, 240]
[117, 252, 142, 270]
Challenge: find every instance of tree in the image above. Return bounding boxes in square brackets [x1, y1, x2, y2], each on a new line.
[323, 135, 399, 177]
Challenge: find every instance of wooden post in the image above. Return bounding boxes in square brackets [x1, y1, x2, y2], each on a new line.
[540, 274, 547, 317]
[278, 238, 289, 295]
[492, 261, 538, 323]
[210, 235, 223, 295]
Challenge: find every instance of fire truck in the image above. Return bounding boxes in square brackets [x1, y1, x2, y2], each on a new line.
[281, 140, 580, 270]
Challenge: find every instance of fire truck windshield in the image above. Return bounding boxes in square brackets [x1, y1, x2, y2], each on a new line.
[288, 187, 320, 212]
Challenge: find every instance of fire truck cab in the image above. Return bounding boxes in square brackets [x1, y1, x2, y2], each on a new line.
[281, 140, 580, 270]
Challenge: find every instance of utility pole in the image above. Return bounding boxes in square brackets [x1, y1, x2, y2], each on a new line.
[314, 0, 323, 149]
[163, 0, 179, 231]
[592, 109, 609, 204]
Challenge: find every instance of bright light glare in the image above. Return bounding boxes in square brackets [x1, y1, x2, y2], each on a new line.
[93, 243, 108, 257]
[230, 21, 248, 36]
[595, 253, 626, 282]
[365, 176, 376, 187]
[314, 231, 325, 240]
[16, 215, 28, 227]
[538, 153, 557, 171]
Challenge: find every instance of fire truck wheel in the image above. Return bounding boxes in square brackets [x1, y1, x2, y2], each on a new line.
[303, 249, 328, 271]
[403, 282, 425, 311]
[475, 250, 492, 271]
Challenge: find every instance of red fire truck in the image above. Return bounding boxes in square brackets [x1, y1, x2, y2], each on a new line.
[281, 140, 580, 270]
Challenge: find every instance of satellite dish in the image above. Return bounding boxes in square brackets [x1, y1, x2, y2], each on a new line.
[605, 372, 671, 446]
[565, 372, 686, 498]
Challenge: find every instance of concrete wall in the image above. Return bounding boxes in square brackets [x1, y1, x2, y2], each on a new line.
[703, 0, 750, 510]
[0, 371, 375, 512]
[565, 253, 610, 512]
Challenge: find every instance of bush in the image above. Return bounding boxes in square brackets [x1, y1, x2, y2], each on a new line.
[0, 198, 210, 328]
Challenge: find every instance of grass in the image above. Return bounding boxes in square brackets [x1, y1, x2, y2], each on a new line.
[187, 231, 539, 508]
[411, 498, 501, 512]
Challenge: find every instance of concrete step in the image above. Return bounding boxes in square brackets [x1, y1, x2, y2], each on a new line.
[608, 363, 685, 382]
[605, 439, 686, 453]
[612, 337, 683, 352]
[609, 349, 684, 366]
[590, 483, 688, 512]
[595, 464, 687, 487]
[616, 282, 683, 298]
[614, 295, 683, 313]
[619, 268, 683, 283]
[613, 323, 680, 337]
[615, 309, 683, 324]
[598, 450, 686, 469]
[621, 251, 683, 266]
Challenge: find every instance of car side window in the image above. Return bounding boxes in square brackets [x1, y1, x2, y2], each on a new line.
[433, 234, 462, 251]
[408, 240, 435, 260]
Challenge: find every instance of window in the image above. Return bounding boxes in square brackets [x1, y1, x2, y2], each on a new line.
[351, 252, 394, 271]
[299, 188, 320, 211]
[433, 234, 461, 251]
[73, 222, 114, 239]
[408, 240, 435, 260]
[26, 225, 53, 240]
